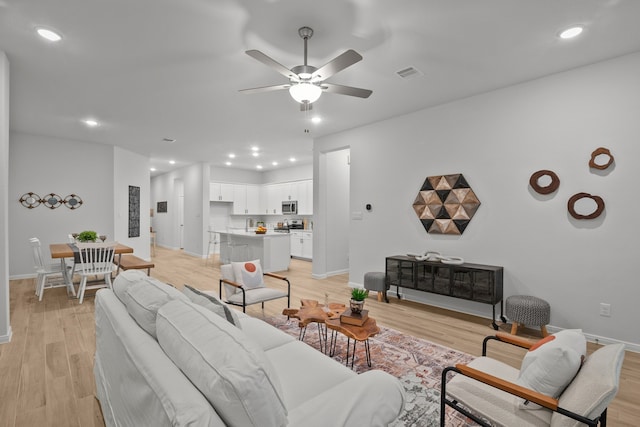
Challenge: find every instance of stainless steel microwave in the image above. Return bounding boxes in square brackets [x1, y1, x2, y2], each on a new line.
[282, 200, 297, 215]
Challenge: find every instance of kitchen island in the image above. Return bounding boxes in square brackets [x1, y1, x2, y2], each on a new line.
[217, 231, 290, 273]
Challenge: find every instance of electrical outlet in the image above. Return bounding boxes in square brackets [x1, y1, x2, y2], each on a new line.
[599, 303, 611, 317]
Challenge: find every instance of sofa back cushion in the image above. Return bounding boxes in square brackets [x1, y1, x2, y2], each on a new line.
[551, 343, 625, 427]
[123, 277, 189, 339]
[112, 269, 148, 302]
[156, 299, 288, 427]
[182, 284, 242, 328]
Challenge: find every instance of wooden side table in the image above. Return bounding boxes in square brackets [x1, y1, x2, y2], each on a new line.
[325, 317, 380, 368]
[283, 299, 345, 352]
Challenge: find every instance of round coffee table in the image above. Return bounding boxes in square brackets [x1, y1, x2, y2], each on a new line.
[325, 317, 380, 368]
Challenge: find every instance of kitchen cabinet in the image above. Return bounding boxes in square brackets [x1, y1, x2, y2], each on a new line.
[297, 180, 313, 215]
[263, 183, 283, 215]
[232, 184, 261, 215]
[385, 255, 504, 329]
[290, 231, 312, 259]
[210, 183, 234, 202]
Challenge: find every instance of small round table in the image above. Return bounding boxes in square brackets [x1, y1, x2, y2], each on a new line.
[283, 299, 345, 352]
[325, 317, 380, 369]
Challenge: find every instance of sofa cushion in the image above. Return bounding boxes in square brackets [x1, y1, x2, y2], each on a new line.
[156, 299, 287, 427]
[112, 269, 148, 303]
[516, 329, 586, 408]
[231, 260, 265, 290]
[239, 317, 294, 351]
[182, 285, 241, 328]
[551, 343, 625, 427]
[124, 277, 189, 339]
[264, 340, 356, 409]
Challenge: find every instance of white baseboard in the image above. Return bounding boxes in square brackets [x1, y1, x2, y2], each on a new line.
[9, 273, 36, 280]
[384, 289, 640, 353]
[0, 326, 13, 344]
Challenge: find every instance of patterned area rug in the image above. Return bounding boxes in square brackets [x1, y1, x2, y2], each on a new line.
[263, 315, 477, 427]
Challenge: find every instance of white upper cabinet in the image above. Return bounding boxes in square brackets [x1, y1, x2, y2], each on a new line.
[233, 184, 262, 215]
[297, 180, 313, 215]
[246, 185, 261, 215]
[213, 180, 312, 215]
[210, 183, 234, 202]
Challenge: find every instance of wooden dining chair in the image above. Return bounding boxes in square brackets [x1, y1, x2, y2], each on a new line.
[76, 242, 117, 303]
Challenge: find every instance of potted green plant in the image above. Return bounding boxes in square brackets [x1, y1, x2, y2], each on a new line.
[76, 230, 98, 243]
[350, 288, 369, 314]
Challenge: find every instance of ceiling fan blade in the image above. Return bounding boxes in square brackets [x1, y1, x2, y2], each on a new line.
[239, 84, 291, 95]
[245, 50, 295, 79]
[311, 49, 362, 80]
[321, 83, 372, 98]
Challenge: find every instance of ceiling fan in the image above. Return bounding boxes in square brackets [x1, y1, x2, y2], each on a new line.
[239, 26, 372, 111]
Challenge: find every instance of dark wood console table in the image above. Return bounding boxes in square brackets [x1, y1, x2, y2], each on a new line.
[385, 255, 505, 330]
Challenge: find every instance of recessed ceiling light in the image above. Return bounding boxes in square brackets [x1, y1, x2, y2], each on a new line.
[252, 152, 259, 157]
[36, 27, 62, 42]
[169, 160, 176, 165]
[83, 119, 99, 127]
[311, 116, 322, 124]
[251, 146, 259, 151]
[289, 157, 297, 162]
[272, 161, 278, 166]
[559, 26, 583, 39]
[228, 153, 236, 159]
[256, 165, 263, 170]
[225, 161, 232, 166]
[150, 167, 156, 172]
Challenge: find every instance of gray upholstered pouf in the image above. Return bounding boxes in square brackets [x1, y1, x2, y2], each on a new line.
[506, 295, 550, 337]
[364, 272, 389, 303]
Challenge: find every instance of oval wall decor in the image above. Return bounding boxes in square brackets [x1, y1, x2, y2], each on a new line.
[19, 192, 42, 209]
[589, 147, 614, 170]
[567, 192, 605, 220]
[529, 170, 560, 195]
[42, 193, 63, 209]
[63, 194, 83, 209]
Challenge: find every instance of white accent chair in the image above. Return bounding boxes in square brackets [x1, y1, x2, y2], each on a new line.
[441, 332, 625, 427]
[29, 237, 73, 300]
[219, 263, 290, 313]
[76, 242, 117, 304]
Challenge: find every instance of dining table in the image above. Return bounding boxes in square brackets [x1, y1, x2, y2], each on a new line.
[49, 242, 134, 296]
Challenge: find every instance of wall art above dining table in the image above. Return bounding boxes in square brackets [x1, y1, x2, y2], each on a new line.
[19, 192, 83, 210]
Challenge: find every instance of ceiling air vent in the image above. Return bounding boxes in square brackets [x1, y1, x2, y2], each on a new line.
[396, 66, 423, 79]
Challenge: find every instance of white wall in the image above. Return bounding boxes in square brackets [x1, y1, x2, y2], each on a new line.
[9, 132, 115, 277]
[314, 52, 640, 347]
[324, 149, 350, 275]
[210, 166, 262, 184]
[151, 163, 209, 257]
[0, 52, 11, 343]
[114, 147, 151, 260]
[263, 163, 312, 184]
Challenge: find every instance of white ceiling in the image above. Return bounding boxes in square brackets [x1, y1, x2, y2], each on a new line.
[2, 0, 640, 175]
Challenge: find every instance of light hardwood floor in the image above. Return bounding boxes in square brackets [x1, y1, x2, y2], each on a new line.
[1, 246, 638, 426]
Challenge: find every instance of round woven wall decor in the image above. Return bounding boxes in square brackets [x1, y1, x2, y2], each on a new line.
[529, 170, 560, 195]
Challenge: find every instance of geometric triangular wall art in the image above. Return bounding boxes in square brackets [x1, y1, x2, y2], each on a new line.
[412, 173, 481, 235]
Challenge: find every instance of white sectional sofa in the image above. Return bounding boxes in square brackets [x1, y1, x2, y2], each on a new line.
[93, 270, 405, 427]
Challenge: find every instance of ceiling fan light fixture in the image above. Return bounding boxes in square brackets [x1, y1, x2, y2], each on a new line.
[289, 82, 322, 104]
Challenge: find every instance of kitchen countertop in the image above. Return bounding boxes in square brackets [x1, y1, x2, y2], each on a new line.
[216, 230, 290, 237]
